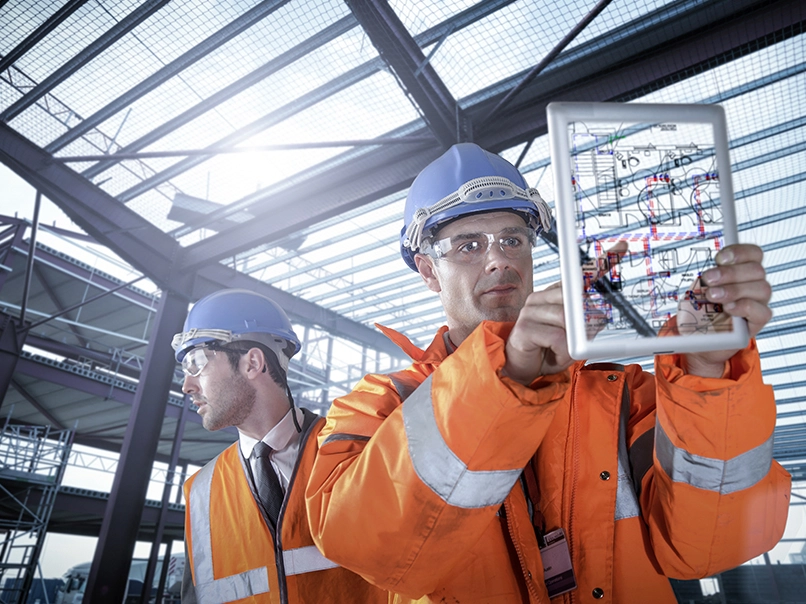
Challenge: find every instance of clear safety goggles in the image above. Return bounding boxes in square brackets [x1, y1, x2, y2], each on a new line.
[403, 176, 553, 253]
[422, 226, 537, 265]
[181, 346, 218, 377]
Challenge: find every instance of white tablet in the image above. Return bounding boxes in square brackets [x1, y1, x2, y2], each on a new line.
[547, 102, 748, 361]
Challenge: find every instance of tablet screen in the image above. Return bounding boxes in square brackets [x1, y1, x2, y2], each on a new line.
[547, 102, 748, 360]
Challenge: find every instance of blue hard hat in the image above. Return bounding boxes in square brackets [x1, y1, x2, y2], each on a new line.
[172, 289, 301, 363]
[400, 143, 552, 272]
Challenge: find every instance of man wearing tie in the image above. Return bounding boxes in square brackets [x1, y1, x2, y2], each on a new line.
[174, 289, 387, 603]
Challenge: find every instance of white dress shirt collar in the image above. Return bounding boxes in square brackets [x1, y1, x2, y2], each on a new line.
[239, 407, 303, 459]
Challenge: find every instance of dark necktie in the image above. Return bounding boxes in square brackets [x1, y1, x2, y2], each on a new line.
[251, 441, 284, 526]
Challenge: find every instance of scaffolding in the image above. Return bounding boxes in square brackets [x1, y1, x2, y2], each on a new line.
[0, 413, 72, 604]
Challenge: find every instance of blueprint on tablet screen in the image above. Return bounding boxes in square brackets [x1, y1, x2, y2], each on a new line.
[567, 119, 734, 340]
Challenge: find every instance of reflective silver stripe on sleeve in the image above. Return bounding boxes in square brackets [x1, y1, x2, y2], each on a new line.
[283, 546, 340, 576]
[655, 420, 773, 494]
[195, 568, 270, 603]
[321, 433, 371, 446]
[189, 456, 270, 603]
[401, 374, 521, 509]
[615, 383, 640, 521]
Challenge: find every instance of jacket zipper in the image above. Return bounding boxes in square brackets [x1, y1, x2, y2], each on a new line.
[503, 497, 542, 603]
[275, 411, 318, 604]
[567, 371, 582, 604]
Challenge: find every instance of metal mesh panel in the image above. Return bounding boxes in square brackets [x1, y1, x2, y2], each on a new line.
[80, 0, 353, 153]
[136, 27, 377, 155]
[388, 0, 479, 36]
[9, 0, 142, 82]
[393, 0, 679, 101]
[46, 0, 266, 117]
[0, 0, 64, 55]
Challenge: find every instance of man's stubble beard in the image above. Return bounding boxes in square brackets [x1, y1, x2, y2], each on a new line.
[202, 370, 257, 431]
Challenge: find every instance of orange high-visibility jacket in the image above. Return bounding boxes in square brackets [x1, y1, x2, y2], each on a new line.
[306, 322, 791, 604]
[183, 409, 389, 604]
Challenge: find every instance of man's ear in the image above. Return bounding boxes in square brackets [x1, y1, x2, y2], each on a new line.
[415, 253, 442, 293]
[243, 347, 265, 379]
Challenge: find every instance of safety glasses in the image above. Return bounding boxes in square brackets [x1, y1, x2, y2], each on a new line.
[423, 226, 536, 265]
[181, 346, 217, 377]
[182, 344, 253, 377]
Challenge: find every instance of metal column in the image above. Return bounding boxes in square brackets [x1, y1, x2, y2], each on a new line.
[84, 289, 188, 603]
[0, 313, 23, 413]
[140, 392, 191, 604]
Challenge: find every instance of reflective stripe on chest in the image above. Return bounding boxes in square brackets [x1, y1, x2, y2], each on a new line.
[189, 458, 271, 602]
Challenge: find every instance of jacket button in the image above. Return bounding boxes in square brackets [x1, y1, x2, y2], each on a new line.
[600, 471, 610, 481]
[593, 587, 604, 599]
[607, 374, 618, 381]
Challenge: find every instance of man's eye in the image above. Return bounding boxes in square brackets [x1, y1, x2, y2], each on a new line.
[501, 236, 523, 248]
[457, 240, 483, 254]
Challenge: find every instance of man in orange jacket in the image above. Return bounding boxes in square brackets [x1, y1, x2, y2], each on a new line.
[174, 288, 387, 603]
[306, 143, 791, 603]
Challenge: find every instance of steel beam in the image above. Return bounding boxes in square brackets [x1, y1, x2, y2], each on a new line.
[18, 191, 41, 327]
[345, 0, 458, 147]
[24, 333, 144, 380]
[0, 0, 171, 122]
[85, 289, 186, 604]
[0, 218, 26, 295]
[58, 136, 433, 162]
[0, 123, 182, 290]
[0, 313, 24, 414]
[9, 377, 66, 430]
[142, 393, 190, 604]
[5, 485, 186, 541]
[13, 355, 182, 420]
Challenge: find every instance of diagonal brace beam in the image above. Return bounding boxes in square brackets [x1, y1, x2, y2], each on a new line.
[346, 0, 459, 147]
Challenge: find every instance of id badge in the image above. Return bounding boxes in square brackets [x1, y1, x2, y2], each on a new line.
[539, 528, 577, 598]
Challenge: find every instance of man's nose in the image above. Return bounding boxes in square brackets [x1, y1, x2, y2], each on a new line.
[182, 374, 198, 394]
[484, 240, 510, 270]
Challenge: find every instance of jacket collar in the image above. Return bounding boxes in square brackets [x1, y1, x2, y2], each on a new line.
[375, 323, 451, 364]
